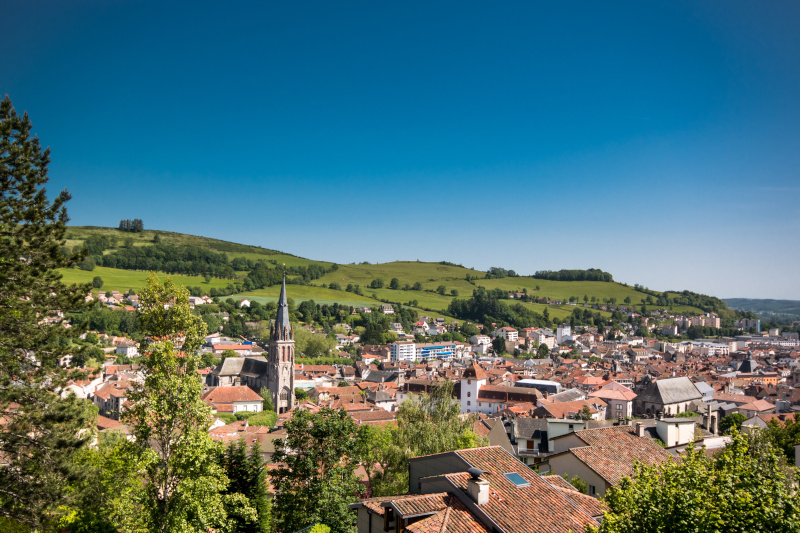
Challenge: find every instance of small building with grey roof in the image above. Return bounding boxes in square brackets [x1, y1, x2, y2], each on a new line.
[634, 376, 703, 416]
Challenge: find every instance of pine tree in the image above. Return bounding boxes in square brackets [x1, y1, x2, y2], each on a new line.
[0, 95, 97, 527]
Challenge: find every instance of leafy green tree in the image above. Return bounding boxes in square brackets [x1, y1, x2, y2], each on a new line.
[389, 277, 400, 290]
[217, 440, 272, 533]
[270, 408, 369, 533]
[123, 274, 231, 532]
[450, 289, 459, 297]
[412, 281, 423, 291]
[260, 386, 275, 412]
[436, 285, 446, 295]
[92, 275, 104, 288]
[294, 326, 337, 358]
[247, 410, 277, 428]
[590, 431, 800, 533]
[359, 322, 386, 345]
[537, 343, 550, 358]
[719, 412, 747, 434]
[492, 336, 506, 354]
[295, 387, 309, 401]
[369, 278, 384, 289]
[0, 95, 97, 528]
[366, 381, 487, 497]
[565, 474, 587, 494]
[764, 413, 800, 461]
[59, 430, 145, 532]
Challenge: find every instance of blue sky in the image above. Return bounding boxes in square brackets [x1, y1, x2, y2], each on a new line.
[3, 1, 799, 299]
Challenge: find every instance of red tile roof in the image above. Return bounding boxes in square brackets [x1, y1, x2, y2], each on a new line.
[444, 447, 602, 532]
[202, 385, 263, 404]
[462, 362, 487, 380]
[557, 426, 671, 486]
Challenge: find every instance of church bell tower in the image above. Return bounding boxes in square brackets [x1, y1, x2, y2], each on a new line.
[267, 273, 295, 413]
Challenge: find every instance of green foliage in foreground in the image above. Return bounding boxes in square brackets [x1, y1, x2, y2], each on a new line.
[270, 408, 369, 533]
[365, 380, 488, 497]
[590, 430, 800, 533]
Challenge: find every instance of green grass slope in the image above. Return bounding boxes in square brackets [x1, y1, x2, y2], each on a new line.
[61, 226, 704, 319]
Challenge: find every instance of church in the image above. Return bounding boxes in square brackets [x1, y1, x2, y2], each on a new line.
[266, 273, 295, 413]
[206, 273, 295, 413]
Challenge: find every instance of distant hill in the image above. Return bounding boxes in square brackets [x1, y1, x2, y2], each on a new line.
[725, 298, 800, 321]
[61, 226, 710, 322]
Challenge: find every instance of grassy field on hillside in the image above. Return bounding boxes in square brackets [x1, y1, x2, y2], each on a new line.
[58, 266, 234, 293]
[63, 227, 708, 320]
[65, 226, 322, 268]
[476, 278, 703, 314]
[239, 285, 380, 307]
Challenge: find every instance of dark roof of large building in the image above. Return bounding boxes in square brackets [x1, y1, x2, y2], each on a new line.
[739, 358, 759, 373]
[636, 376, 702, 405]
[212, 357, 247, 376]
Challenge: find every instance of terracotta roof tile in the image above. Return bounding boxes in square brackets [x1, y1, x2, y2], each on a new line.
[563, 426, 671, 485]
[202, 385, 263, 404]
[448, 446, 601, 532]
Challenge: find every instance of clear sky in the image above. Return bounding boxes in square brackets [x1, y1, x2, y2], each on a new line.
[3, 1, 799, 299]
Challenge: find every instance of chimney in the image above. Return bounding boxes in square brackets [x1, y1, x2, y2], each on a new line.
[635, 422, 646, 438]
[466, 467, 489, 505]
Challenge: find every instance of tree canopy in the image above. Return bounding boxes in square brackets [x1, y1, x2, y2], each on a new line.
[270, 408, 369, 533]
[591, 430, 800, 533]
[123, 274, 233, 532]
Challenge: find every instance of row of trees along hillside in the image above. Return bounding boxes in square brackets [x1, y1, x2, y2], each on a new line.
[633, 284, 735, 315]
[533, 268, 614, 282]
[77, 236, 335, 285]
[118, 218, 143, 232]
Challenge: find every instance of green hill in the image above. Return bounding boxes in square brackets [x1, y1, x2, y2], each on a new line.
[60, 226, 706, 322]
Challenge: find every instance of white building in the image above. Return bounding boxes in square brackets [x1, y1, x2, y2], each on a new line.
[556, 325, 572, 345]
[460, 362, 487, 414]
[493, 327, 519, 342]
[390, 341, 416, 363]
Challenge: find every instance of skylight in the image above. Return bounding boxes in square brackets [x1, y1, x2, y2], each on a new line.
[503, 472, 530, 487]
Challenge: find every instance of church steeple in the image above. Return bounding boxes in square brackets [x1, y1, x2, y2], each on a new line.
[267, 270, 295, 413]
[272, 271, 292, 341]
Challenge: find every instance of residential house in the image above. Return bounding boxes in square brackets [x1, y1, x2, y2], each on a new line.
[351, 446, 604, 533]
[588, 381, 637, 419]
[546, 425, 671, 497]
[202, 385, 264, 414]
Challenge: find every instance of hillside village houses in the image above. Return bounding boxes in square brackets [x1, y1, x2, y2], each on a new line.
[70, 278, 800, 522]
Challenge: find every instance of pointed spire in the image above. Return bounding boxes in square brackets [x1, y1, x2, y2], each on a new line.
[273, 270, 291, 341]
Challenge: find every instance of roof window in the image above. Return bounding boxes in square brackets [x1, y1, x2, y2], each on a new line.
[503, 472, 530, 487]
